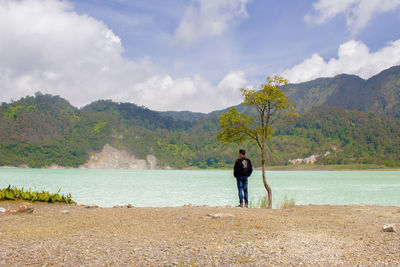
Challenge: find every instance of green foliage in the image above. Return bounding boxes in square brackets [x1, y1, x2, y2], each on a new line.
[217, 107, 253, 145]
[93, 121, 107, 133]
[217, 76, 297, 149]
[0, 88, 400, 169]
[0, 185, 75, 204]
[3, 105, 25, 119]
[285, 65, 400, 118]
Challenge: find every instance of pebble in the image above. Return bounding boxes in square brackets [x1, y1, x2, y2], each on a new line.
[207, 213, 235, 219]
[61, 210, 70, 214]
[84, 205, 99, 209]
[6, 202, 33, 214]
[113, 204, 133, 208]
[382, 224, 397, 232]
[174, 217, 188, 223]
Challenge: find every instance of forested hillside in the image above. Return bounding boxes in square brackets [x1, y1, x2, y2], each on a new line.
[1, 93, 399, 168]
[285, 65, 400, 117]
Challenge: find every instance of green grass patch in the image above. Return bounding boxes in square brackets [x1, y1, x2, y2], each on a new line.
[0, 185, 75, 204]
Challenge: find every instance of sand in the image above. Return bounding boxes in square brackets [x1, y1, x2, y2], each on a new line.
[0, 201, 399, 266]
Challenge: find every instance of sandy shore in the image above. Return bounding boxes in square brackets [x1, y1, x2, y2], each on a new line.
[0, 201, 399, 266]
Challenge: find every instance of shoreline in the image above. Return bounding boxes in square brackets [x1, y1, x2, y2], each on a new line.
[1, 164, 400, 171]
[0, 201, 399, 266]
[2, 199, 400, 211]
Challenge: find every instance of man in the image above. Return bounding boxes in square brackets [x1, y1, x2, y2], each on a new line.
[234, 149, 253, 208]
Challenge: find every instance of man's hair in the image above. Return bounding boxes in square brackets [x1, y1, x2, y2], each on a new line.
[239, 149, 245, 156]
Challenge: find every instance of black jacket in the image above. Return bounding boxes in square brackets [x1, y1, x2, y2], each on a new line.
[234, 157, 253, 177]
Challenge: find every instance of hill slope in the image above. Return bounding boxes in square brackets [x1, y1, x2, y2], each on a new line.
[1, 94, 399, 168]
[285, 65, 400, 117]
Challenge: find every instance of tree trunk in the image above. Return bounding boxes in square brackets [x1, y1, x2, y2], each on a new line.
[261, 150, 272, 208]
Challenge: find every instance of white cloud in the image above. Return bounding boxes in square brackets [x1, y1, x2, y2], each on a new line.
[281, 39, 400, 83]
[305, 0, 400, 34]
[126, 71, 247, 112]
[0, 0, 247, 112]
[173, 0, 250, 46]
[217, 70, 247, 93]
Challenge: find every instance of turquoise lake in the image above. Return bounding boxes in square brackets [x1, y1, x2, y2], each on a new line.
[0, 169, 399, 207]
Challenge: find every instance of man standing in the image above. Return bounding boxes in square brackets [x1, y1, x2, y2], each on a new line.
[234, 149, 253, 208]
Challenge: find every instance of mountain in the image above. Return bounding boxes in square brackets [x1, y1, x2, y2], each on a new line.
[285, 65, 400, 117]
[183, 65, 400, 119]
[158, 110, 207, 122]
[1, 65, 400, 168]
[0, 93, 78, 143]
[1, 93, 399, 168]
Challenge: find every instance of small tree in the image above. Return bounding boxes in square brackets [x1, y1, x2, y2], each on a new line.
[217, 76, 297, 208]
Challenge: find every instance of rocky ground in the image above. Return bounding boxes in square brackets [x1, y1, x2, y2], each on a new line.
[0, 201, 399, 266]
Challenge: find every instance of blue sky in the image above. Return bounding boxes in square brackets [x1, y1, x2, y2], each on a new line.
[1, 0, 400, 112]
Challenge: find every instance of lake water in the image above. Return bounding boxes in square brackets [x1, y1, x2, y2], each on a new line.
[0, 169, 399, 207]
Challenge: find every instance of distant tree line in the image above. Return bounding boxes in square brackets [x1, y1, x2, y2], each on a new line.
[0, 94, 399, 168]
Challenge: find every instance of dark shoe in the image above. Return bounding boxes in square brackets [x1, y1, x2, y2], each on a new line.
[236, 203, 244, 208]
[244, 203, 248, 208]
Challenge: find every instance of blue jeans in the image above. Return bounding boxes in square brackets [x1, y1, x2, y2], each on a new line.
[236, 176, 248, 204]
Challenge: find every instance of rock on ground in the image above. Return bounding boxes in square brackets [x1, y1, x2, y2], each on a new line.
[382, 224, 397, 232]
[6, 202, 33, 214]
[207, 213, 235, 219]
